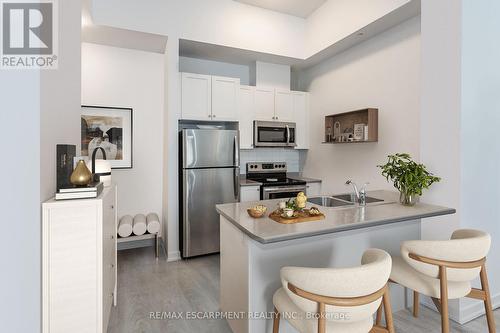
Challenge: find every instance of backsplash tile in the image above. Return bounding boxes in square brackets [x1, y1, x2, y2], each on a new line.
[240, 148, 301, 173]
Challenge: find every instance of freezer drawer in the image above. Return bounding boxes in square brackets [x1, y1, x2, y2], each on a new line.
[182, 129, 239, 168]
[182, 167, 240, 257]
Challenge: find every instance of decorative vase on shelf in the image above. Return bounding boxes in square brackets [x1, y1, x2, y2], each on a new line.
[70, 160, 92, 186]
[399, 192, 419, 206]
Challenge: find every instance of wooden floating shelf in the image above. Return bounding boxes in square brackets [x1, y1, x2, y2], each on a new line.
[324, 108, 378, 144]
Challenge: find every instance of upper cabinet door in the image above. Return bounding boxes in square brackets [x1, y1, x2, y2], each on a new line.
[275, 89, 294, 122]
[254, 87, 275, 121]
[237, 85, 255, 149]
[293, 92, 310, 149]
[181, 73, 212, 120]
[212, 75, 240, 121]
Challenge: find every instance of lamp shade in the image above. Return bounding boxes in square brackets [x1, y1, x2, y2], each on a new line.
[86, 159, 112, 187]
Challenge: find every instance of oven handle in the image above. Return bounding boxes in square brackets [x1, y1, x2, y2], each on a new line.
[285, 125, 290, 144]
[262, 185, 307, 193]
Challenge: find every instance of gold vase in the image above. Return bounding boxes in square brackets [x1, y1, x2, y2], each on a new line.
[70, 160, 92, 186]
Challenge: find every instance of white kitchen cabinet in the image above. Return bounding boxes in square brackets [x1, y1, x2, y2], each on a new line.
[240, 185, 261, 202]
[212, 75, 240, 121]
[237, 85, 255, 149]
[306, 182, 322, 197]
[181, 72, 212, 120]
[254, 87, 275, 121]
[293, 92, 310, 149]
[275, 89, 294, 122]
[42, 186, 117, 333]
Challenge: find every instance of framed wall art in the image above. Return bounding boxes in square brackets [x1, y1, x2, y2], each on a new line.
[81, 105, 133, 169]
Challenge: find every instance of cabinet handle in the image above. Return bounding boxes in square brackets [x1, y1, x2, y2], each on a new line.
[111, 264, 115, 268]
[213, 114, 216, 118]
[111, 235, 115, 240]
[208, 114, 211, 118]
[111, 205, 114, 209]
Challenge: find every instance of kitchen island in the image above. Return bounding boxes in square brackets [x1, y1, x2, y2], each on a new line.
[215, 190, 455, 333]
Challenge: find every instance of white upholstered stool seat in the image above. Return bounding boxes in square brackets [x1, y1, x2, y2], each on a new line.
[391, 256, 471, 299]
[273, 288, 373, 333]
[272, 249, 394, 333]
[389, 229, 495, 333]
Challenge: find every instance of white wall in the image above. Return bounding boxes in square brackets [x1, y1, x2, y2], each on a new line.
[306, 0, 411, 55]
[92, 0, 410, 60]
[299, 17, 421, 194]
[92, 0, 307, 59]
[1, 69, 42, 333]
[180, 56, 251, 85]
[0, 1, 81, 331]
[81, 43, 165, 226]
[41, 0, 82, 201]
[459, 0, 500, 322]
[255, 61, 291, 89]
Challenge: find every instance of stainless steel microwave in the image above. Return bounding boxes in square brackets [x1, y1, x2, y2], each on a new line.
[254, 121, 296, 148]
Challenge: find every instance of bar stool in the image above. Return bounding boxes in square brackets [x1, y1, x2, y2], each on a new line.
[390, 229, 495, 333]
[272, 249, 394, 333]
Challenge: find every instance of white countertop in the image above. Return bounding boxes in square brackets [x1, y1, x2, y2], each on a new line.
[216, 190, 456, 244]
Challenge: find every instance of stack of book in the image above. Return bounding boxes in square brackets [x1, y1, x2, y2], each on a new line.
[55, 182, 104, 200]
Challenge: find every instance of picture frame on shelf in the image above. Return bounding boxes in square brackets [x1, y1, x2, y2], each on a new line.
[81, 105, 133, 169]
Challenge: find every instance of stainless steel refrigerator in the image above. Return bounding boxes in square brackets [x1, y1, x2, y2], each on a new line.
[180, 128, 240, 258]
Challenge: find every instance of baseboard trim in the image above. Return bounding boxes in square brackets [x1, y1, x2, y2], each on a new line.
[459, 292, 500, 324]
[420, 292, 500, 325]
[167, 251, 181, 262]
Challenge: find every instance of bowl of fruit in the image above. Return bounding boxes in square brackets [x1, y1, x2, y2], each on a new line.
[247, 205, 267, 218]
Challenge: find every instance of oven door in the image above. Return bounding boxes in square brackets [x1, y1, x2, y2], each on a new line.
[262, 185, 307, 200]
[254, 121, 296, 147]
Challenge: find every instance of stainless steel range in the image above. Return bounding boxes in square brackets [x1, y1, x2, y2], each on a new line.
[246, 162, 307, 200]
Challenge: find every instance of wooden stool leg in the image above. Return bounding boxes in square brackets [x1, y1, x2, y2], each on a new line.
[383, 288, 395, 333]
[376, 303, 383, 326]
[413, 291, 419, 318]
[318, 302, 326, 333]
[480, 265, 496, 333]
[273, 307, 280, 333]
[439, 266, 449, 333]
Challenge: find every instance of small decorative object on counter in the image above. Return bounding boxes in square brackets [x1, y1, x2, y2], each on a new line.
[56, 144, 76, 191]
[247, 205, 267, 218]
[278, 201, 286, 211]
[87, 147, 112, 187]
[70, 159, 92, 186]
[378, 153, 441, 206]
[296, 192, 307, 210]
[282, 208, 294, 218]
[309, 207, 321, 216]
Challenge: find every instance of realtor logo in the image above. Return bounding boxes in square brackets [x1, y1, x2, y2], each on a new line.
[1, 0, 58, 69]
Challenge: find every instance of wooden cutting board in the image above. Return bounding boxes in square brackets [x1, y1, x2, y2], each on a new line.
[269, 209, 325, 224]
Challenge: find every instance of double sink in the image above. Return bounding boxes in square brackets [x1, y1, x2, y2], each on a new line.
[308, 194, 384, 207]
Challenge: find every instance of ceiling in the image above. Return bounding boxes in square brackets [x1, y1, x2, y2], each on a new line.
[234, 0, 327, 18]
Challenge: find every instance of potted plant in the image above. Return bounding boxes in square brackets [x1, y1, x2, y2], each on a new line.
[378, 153, 441, 206]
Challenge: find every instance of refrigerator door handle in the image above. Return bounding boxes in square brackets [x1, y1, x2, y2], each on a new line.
[233, 168, 240, 200]
[233, 135, 240, 166]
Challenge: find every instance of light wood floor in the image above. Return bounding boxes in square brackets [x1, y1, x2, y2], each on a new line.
[108, 248, 499, 333]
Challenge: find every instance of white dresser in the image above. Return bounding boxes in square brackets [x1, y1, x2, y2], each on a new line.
[42, 186, 117, 333]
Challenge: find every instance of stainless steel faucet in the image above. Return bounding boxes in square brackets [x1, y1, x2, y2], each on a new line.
[346, 180, 369, 206]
